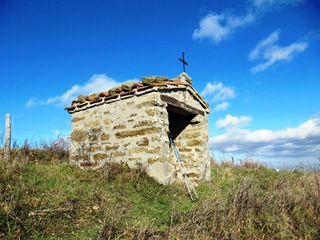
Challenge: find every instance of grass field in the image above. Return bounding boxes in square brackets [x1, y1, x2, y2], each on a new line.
[1, 147, 320, 239]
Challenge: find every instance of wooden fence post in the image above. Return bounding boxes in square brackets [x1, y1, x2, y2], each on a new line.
[211, 149, 215, 164]
[4, 113, 11, 161]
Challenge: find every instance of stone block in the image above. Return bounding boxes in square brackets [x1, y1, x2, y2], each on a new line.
[101, 133, 110, 141]
[71, 129, 86, 142]
[151, 135, 161, 142]
[113, 151, 126, 157]
[93, 152, 108, 161]
[72, 116, 85, 122]
[147, 162, 171, 185]
[113, 124, 127, 130]
[136, 137, 149, 146]
[103, 119, 113, 125]
[127, 160, 137, 169]
[91, 127, 102, 134]
[133, 121, 153, 128]
[84, 120, 99, 127]
[115, 127, 160, 138]
[185, 132, 201, 139]
[105, 144, 119, 151]
[145, 108, 156, 116]
[142, 76, 168, 85]
[178, 147, 192, 152]
[187, 139, 204, 147]
[135, 100, 158, 109]
[86, 145, 100, 152]
[129, 146, 161, 155]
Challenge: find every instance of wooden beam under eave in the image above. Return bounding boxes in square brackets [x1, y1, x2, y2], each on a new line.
[160, 95, 204, 116]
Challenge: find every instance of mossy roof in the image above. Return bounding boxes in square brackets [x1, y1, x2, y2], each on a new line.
[65, 74, 210, 114]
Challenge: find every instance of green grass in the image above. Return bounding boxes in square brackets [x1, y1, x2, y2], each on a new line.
[1, 152, 320, 239]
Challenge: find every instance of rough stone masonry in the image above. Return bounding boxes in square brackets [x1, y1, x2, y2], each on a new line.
[65, 73, 211, 185]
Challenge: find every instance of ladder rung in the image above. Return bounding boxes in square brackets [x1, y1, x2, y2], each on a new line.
[168, 132, 198, 201]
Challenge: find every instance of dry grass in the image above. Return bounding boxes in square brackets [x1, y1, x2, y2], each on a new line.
[1, 144, 320, 239]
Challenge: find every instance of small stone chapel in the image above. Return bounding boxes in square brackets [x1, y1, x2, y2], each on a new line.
[65, 72, 211, 184]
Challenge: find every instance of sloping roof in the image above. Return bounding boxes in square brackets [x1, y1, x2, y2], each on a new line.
[65, 73, 210, 114]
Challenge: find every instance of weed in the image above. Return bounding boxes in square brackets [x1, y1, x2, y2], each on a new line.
[1, 151, 320, 239]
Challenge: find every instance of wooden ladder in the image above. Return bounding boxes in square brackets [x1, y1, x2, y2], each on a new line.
[168, 132, 198, 201]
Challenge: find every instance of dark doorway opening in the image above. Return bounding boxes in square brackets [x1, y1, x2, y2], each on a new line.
[167, 105, 196, 140]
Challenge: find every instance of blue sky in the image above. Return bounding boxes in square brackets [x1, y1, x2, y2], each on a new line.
[1, 0, 319, 168]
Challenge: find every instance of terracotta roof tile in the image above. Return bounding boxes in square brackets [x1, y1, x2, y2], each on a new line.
[64, 73, 209, 112]
[86, 95, 95, 101]
[99, 91, 109, 97]
[65, 80, 189, 110]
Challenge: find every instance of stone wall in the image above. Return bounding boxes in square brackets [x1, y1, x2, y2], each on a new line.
[68, 79, 210, 184]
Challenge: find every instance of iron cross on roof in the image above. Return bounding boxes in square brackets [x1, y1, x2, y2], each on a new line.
[179, 52, 188, 72]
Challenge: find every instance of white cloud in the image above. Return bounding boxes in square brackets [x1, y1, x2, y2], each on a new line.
[215, 114, 252, 129]
[25, 74, 129, 107]
[201, 82, 236, 102]
[251, 0, 305, 9]
[192, 12, 255, 43]
[213, 102, 230, 112]
[193, 0, 305, 44]
[25, 97, 38, 108]
[210, 118, 320, 158]
[249, 30, 280, 60]
[249, 30, 308, 73]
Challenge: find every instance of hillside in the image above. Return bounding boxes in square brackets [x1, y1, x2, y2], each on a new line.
[1, 149, 320, 239]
